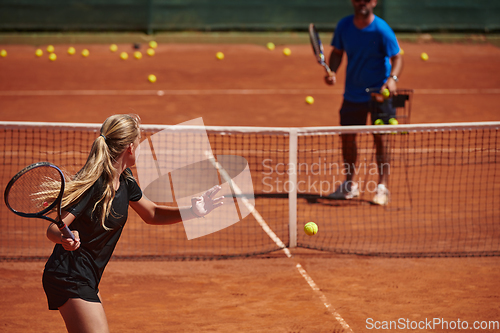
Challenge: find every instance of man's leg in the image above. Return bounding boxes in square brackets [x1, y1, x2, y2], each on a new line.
[341, 133, 357, 183]
[373, 133, 390, 186]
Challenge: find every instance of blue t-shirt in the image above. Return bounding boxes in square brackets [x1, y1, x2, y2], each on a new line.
[331, 15, 400, 103]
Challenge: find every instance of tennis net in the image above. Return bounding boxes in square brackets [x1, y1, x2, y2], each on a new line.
[1, 121, 499, 260]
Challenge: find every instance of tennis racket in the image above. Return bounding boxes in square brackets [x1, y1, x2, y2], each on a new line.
[308, 23, 332, 76]
[4, 162, 75, 240]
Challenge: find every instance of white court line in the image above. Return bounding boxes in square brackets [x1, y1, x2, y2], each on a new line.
[0, 88, 499, 96]
[205, 152, 353, 333]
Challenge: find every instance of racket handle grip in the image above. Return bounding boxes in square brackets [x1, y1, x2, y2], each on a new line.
[59, 224, 75, 240]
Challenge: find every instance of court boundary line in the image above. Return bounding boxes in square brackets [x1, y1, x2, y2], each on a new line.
[0, 88, 499, 96]
[206, 151, 353, 333]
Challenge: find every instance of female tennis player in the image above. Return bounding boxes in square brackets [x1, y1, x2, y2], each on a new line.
[42, 114, 223, 333]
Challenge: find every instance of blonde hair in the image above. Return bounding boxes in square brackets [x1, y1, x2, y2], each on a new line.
[61, 114, 141, 230]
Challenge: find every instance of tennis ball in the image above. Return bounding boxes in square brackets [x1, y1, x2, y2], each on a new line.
[35, 49, 43, 57]
[148, 74, 156, 83]
[388, 118, 398, 125]
[149, 41, 158, 49]
[304, 222, 318, 236]
[110, 44, 118, 52]
[216, 52, 224, 60]
[47, 45, 54, 53]
[120, 52, 128, 60]
[0, 49, 7, 57]
[381, 88, 390, 99]
[147, 48, 155, 56]
[283, 48, 291, 56]
[305, 96, 314, 105]
[400, 48, 404, 55]
[421, 52, 429, 61]
[43, 201, 49, 207]
[49, 53, 57, 61]
[81, 49, 89, 57]
[266, 42, 275, 51]
[67, 47, 76, 55]
[374, 119, 384, 125]
[134, 51, 142, 59]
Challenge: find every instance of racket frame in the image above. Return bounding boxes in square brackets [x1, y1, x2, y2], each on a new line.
[4, 162, 75, 240]
[308, 23, 332, 76]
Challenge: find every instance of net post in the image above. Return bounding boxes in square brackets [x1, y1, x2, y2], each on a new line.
[288, 128, 298, 248]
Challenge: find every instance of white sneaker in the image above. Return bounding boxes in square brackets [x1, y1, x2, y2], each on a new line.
[372, 184, 390, 206]
[328, 181, 359, 200]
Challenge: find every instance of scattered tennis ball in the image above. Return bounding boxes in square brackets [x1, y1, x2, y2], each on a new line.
[120, 52, 128, 60]
[110, 44, 118, 52]
[35, 49, 43, 57]
[42, 201, 49, 207]
[283, 47, 291, 56]
[49, 53, 57, 61]
[47, 45, 55, 53]
[67, 47, 76, 55]
[421, 52, 429, 61]
[0, 49, 6, 57]
[146, 48, 155, 56]
[266, 42, 275, 51]
[81, 49, 89, 57]
[374, 119, 384, 125]
[134, 51, 142, 59]
[381, 88, 390, 99]
[388, 118, 398, 125]
[400, 48, 404, 55]
[149, 41, 158, 49]
[304, 222, 318, 236]
[216, 52, 224, 60]
[148, 74, 157, 83]
[305, 96, 314, 105]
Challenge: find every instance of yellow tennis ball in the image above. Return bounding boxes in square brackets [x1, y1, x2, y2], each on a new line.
[149, 41, 158, 49]
[388, 118, 398, 125]
[49, 53, 57, 61]
[47, 45, 54, 53]
[305, 96, 314, 105]
[110, 44, 118, 52]
[266, 42, 275, 51]
[134, 51, 142, 59]
[216, 52, 224, 60]
[148, 74, 156, 83]
[283, 48, 291, 56]
[0, 49, 6, 57]
[146, 48, 155, 56]
[400, 48, 404, 55]
[304, 222, 318, 236]
[81, 49, 89, 57]
[421, 52, 429, 61]
[120, 52, 128, 60]
[382, 88, 390, 99]
[67, 47, 76, 55]
[374, 119, 384, 125]
[35, 49, 43, 57]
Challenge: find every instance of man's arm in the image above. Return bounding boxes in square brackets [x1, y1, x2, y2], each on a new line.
[325, 47, 343, 85]
[383, 52, 404, 92]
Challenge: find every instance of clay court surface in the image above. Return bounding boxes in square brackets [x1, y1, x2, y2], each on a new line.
[1, 37, 500, 332]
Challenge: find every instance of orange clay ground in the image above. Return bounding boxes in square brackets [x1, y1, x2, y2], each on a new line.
[0, 38, 499, 332]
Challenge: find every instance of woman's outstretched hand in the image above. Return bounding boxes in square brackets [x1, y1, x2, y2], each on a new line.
[191, 185, 224, 217]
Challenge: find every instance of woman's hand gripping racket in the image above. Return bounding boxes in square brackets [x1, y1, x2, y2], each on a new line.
[308, 23, 332, 76]
[4, 162, 75, 240]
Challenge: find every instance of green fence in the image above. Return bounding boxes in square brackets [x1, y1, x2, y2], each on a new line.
[0, 0, 499, 33]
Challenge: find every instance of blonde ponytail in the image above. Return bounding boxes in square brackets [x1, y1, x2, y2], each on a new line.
[61, 114, 141, 230]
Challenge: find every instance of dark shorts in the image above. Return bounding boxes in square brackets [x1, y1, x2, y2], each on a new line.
[339, 98, 397, 126]
[42, 272, 100, 310]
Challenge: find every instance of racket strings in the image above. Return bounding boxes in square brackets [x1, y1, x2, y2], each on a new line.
[8, 167, 62, 214]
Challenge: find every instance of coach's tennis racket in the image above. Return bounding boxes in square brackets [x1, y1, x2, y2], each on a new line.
[4, 162, 75, 240]
[308, 23, 332, 76]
